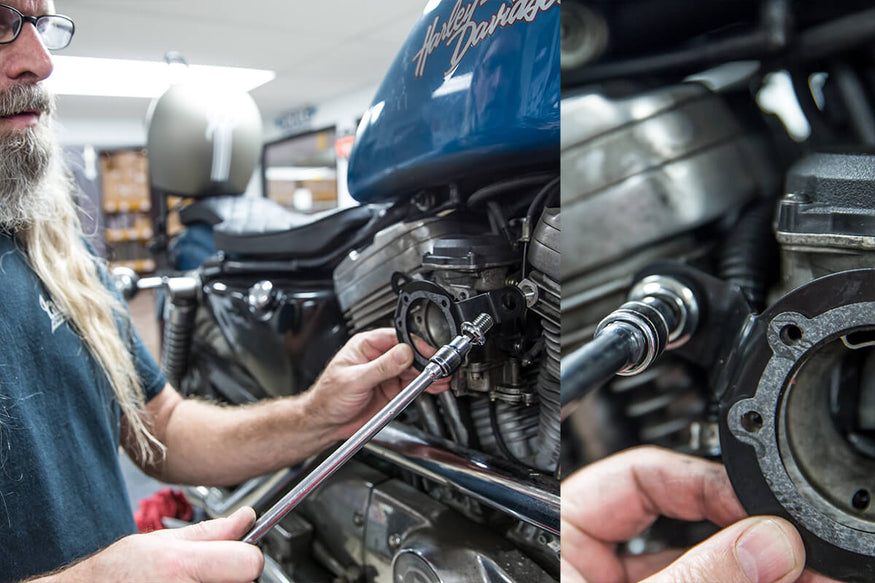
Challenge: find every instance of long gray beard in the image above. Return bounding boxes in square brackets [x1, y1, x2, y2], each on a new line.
[0, 85, 61, 231]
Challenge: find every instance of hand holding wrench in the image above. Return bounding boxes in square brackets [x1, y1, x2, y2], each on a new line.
[242, 313, 494, 544]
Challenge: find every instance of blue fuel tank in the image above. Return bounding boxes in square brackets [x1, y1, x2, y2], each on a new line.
[347, 0, 560, 203]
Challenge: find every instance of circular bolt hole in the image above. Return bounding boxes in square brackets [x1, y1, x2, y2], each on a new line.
[440, 299, 448, 308]
[402, 295, 410, 304]
[741, 411, 764, 433]
[780, 324, 803, 345]
[853, 489, 871, 511]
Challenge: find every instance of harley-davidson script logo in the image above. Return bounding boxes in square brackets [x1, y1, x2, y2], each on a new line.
[412, 0, 559, 79]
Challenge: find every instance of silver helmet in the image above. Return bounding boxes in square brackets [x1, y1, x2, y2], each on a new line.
[146, 82, 263, 197]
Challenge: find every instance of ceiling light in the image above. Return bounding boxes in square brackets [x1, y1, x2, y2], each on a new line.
[45, 56, 276, 98]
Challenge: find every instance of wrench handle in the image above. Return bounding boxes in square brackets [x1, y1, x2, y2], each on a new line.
[241, 314, 493, 544]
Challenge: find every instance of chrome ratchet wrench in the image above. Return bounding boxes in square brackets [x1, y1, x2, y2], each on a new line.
[241, 313, 494, 544]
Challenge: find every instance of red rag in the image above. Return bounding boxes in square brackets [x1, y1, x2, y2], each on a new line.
[134, 488, 194, 533]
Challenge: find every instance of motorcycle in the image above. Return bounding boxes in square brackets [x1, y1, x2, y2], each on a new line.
[560, 1, 875, 581]
[119, 1, 562, 581]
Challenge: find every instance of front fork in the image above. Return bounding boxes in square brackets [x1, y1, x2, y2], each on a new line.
[111, 265, 200, 389]
[160, 276, 200, 388]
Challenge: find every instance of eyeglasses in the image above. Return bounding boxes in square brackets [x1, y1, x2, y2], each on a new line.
[0, 3, 74, 50]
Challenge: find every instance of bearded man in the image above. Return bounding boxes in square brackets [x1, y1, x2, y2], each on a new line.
[0, 3, 435, 581]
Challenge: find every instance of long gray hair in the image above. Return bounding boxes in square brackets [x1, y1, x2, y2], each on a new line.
[1, 84, 163, 463]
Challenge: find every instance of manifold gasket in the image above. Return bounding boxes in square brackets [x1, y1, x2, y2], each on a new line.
[720, 269, 875, 582]
[392, 276, 526, 370]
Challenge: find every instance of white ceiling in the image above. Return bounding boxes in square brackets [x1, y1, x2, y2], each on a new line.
[53, 0, 426, 132]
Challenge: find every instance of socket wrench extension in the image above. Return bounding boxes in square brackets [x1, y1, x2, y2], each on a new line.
[242, 313, 494, 544]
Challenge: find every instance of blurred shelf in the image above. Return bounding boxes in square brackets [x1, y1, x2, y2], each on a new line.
[103, 199, 151, 213]
[105, 227, 153, 242]
[109, 258, 155, 274]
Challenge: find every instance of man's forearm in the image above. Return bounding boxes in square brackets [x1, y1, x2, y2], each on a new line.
[147, 392, 339, 486]
[133, 330, 419, 487]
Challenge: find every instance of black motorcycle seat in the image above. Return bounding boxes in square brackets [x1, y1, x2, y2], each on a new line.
[180, 195, 378, 259]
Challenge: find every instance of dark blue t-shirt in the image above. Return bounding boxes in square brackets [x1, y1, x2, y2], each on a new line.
[0, 233, 166, 582]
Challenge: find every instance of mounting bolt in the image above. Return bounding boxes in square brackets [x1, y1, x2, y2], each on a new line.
[388, 533, 402, 550]
[517, 278, 540, 308]
[461, 313, 494, 345]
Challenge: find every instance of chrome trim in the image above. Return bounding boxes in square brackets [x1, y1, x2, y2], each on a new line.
[185, 468, 298, 518]
[365, 423, 560, 535]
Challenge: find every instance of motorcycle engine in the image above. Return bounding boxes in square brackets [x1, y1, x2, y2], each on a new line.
[560, 2, 875, 577]
[335, 205, 560, 471]
[271, 195, 563, 582]
[562, 80, 779, 459]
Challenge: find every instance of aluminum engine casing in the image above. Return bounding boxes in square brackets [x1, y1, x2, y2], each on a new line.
[292, 461, 556, 582]
[334, 217, 485, 332]
[561, 82, 774, 350]
[776, 152, 875, 294]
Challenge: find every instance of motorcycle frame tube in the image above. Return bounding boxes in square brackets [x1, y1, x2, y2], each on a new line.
[365, 423, 560, 535]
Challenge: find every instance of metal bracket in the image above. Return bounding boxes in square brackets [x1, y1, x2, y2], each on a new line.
[393, 279, 525, 370]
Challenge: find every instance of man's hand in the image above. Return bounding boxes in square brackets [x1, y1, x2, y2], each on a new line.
[33, 508, 263, 583]
[134, 328, 452, 486]
[304, 328, 449, 440]
[561, 446, 840, 583]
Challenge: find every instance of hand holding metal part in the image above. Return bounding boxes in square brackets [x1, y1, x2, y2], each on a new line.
[241, 313, 495, 545]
